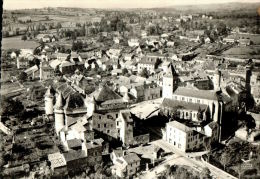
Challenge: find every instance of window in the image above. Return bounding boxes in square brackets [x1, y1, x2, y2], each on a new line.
[189, 98, 192, 102]
[182, 97, 185, 101]
[116, 113, 118, 118]
[107, 130, 110, 133]
[197, 99, 200, 103]
[111, 124, 113, 127]
[98, 124, 100, 128]
[99, 116, 101, 119]
[104, 124, 107, 127]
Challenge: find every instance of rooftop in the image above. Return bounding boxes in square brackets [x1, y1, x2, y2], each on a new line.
[167, 121, 192, 132]
[161, 98, 208, 111]
[173, 87, 218, 101]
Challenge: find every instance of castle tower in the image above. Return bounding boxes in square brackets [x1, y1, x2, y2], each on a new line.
[44, 86, 54, 115]
[54, 92, 65, 135]
[213, 69, 221, 91]
[162, 63, 178, 98]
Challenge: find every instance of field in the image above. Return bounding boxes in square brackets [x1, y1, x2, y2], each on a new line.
[222, 46, 260, 59]
[2, 36, 39, 50]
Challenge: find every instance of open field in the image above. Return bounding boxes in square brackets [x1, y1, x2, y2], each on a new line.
[222, 45, 260, 59]
[2, 36, 40, 50]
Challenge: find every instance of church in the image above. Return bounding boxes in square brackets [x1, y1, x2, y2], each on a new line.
[161, 63, 228, 141]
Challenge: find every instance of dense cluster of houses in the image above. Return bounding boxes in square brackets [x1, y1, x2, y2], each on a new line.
[4, 10, 260, 177]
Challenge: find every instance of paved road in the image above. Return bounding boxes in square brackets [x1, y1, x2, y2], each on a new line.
[147, 140, 237, 179]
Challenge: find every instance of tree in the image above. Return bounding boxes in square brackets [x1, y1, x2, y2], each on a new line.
[200, 168, 212, 179]
[0, 97, 24, 117]
[106, 65, 113, 72]
[140, 68, 149, 78]
[29, 58, 41, 67]
[21, 35, 27, 41]
[18, 72, 28, 82]
[122, 68, 128, 75]
[220, 152, 229, 170]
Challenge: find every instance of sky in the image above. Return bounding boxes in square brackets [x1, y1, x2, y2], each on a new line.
[3, 0, 260, 10]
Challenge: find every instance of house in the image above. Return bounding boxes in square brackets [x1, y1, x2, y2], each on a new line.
[137, 57, 159, 74]
[112, 152, 141, 178]
[56, 53, 69, 61]
[204, 121, 219, 143]
[163, 121, 206, 152]
[24, 65, 39, 80]
[223, 38, 236, 44]
[128, 38, 140, 47]
[116, 110, 134, 145]
[238, 38, 252, 46]
[107, 48, 122, 59]
[48, 152, 67, 176]
[130, 82, 161, 102]
[124, 54, 134, 61]
[11, 51, 17, 59]
[40, 62, 54, 81]
[205, 37, 211, 44]
[17, 57, 28, 69]
[28, 85, 46, 101]
[112, 69, 123, 76]
[166, 41, 175, 47]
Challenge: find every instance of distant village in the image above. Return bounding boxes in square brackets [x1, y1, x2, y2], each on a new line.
[1, 5, 260, 179]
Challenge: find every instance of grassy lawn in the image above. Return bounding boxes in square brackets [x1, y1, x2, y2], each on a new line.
[2, 36, 39, 50]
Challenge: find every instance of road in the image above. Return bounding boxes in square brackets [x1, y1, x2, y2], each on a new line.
[142, 140, 237, 179]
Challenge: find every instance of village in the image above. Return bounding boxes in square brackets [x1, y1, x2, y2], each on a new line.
[1, 2, 260, 179]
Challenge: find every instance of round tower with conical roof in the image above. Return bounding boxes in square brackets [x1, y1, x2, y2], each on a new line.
[54, 92, 65, 135]
[44, 86, 54, 115]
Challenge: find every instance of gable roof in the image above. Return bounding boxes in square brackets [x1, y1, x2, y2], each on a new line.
[167, 121, 192, 132]
[95, 85, 122, 102]
[173, 87, 218, 101]
[63, 150, 87, 162]
[123, 153, 140, 164]
[67, 139, 82, 149]
[161, 98, 207, 111]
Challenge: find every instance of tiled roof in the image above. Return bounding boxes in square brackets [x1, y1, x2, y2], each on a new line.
[167, 121, 192, 132]
[48, 152, 66, 168]
[139, 57, 157, 65]
[173, 87, 218, 101]
[95, 85, 122, 102]
[63, 150, 87, 162]
[161, 98, 207, 111]
[67, 139, 82, 149]
[123, 153, 140, 164]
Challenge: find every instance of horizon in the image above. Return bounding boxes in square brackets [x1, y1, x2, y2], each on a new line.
[3, 0, 260, 10]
